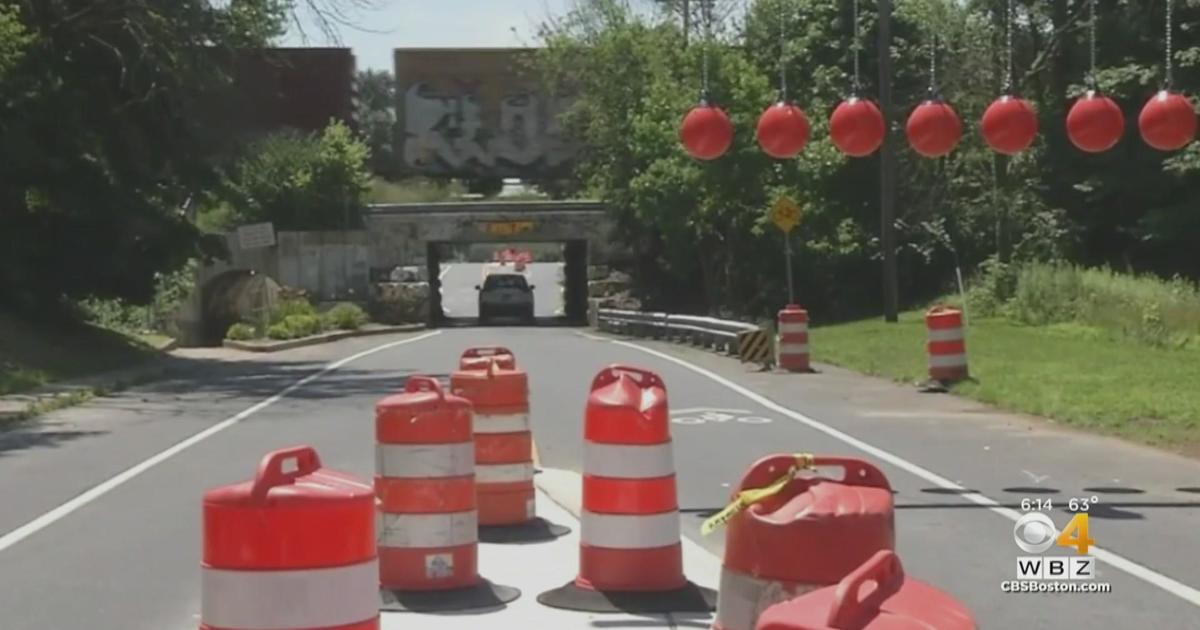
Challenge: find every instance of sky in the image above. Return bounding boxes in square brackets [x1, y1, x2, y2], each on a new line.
[280, 0, 579, 71]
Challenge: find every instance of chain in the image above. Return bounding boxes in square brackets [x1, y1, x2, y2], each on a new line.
[852, 0, 861, 90]
[701, 0, 711, 98]
[929, 33, 938, 94]
[778, 0, 787, 99]
[1165, 0, 1174, 88]
[1004, 0, 1014, 92]
[1088, 0, 1097, 88]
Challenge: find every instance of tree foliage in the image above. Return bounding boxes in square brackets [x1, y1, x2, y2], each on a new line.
[0, 0, 375, 315]
[355, 69, 398, 176]
[219, 120, 372, 231]
[537, 0, 1200, 320]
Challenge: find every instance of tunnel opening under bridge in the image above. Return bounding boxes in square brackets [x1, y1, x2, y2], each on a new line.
[425, 240, 588, 328]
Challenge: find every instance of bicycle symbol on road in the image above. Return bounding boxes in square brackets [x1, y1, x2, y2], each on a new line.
[670, 407, 773, 426]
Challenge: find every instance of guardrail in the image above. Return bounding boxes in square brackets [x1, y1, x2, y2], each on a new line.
[595, 308, 774, 365]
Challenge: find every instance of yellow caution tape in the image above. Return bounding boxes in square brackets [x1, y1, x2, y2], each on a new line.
[701, 454, 815, 536]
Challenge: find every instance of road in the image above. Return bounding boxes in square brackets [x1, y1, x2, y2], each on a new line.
[1, 327, 1199, 629]
[438, 262, 563, 319]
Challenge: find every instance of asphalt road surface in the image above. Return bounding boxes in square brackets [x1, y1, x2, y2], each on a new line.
[1, 327, 1199, 629]
[438, 262, 563, 319]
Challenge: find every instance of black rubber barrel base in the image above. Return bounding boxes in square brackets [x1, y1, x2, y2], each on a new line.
[478, 517, 571, 544]
[380, 580, 521, 613]
[537, 580, 717, 613]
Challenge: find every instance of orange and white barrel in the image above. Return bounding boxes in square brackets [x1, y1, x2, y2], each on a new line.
[926, 306, 968, 382]
[459, 346, 516, 371]
[201, 446, 378, 630]
[578, 365, 683, 591]
[375, 376, 478, 590]
[777, 305, 810, 372]
[451, 355, 534, 526]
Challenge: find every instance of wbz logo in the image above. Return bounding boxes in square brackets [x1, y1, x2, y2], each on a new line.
[1013, 512, 1097, 580]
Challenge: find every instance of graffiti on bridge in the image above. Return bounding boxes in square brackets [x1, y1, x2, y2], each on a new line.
[401, 82, 576, 174]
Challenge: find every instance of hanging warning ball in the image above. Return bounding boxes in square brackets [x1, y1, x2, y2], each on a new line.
[680, 102, 734, 160]
[1066, 91, 1124, 153]
[756, 102, 810, 159]
[829, 97, 885, 157]
[981, 95, 1038, 155]
[1138, 90, 1197, 151]
[906, 99, 962, 158]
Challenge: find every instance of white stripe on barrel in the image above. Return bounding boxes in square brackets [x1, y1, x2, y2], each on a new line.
[378, 510, 477, 548]
[927, 327, 964, 342]
[929, 353, 968, 368]
[778, 322, 808, 335]
[202, 560, 378, 630]
[476, 462, 535, 483]
[472, 413, 531, 434]
[580, 511, 680, 549]
[714, 567, 819, 630]
[779, 343, 809, 355]
[375, 443, 474, 478]
[583, 442, 675, 479]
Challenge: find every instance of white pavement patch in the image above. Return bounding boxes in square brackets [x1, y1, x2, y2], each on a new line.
[603, 337, 1200, 609]
[0, 331, 443, 555]
[382, 475, 721, 629]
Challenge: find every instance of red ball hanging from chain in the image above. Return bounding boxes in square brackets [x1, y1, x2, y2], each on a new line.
[907, 98, 962, 158]
[829, 97, 884, 157]
[680, 101, 734, 160]
[1067, 90, 1124, 153]
[1139, 90, 1197, 151]
[1138, 2, 1195, 151]
[906, 33, 960, 158]
[756, 102, 810, 159]
[982, 95, 1038, 155]
[983, 0, 1038, 156]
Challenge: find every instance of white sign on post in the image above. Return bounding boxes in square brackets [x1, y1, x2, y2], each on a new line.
[237, 222, 276, 250]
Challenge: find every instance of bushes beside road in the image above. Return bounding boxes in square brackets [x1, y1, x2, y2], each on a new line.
[224, 298, 370, 342]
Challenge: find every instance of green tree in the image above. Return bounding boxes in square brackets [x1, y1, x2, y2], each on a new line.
[0, 0, 377, 315]
[355, 69, 397, 176]
[222, 120, 372, 230]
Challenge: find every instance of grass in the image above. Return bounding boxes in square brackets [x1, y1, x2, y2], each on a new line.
[0, 310, 159, 396]
[811, 311, 1200, 454]
[366, 177, 466, 204]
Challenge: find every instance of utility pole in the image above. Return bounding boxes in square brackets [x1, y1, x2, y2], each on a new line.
[878, 0, 899, 322]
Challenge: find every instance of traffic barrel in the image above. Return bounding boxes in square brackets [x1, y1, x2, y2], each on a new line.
[755, 550, 976, 630]
[458, 346, 516, 371]
[201, 446, 378, 630]
[450, 353, 537, 527]
[777, 304, 810, 372]
[375, 376, 521, 611]
[710, 454, 894, 630]
[539, 365, 717, 613]
[926, 306, 968, 383]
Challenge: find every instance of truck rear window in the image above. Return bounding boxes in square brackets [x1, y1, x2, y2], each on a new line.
[483, 274, 528, 290]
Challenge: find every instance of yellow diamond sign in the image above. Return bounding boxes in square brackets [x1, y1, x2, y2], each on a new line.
[770, 196, 801, 233]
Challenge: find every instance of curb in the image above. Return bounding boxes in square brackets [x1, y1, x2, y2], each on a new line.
[221, 324, 425, 353]
[0, 360, 176, 427]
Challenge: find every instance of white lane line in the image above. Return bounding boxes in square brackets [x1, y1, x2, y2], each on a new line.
[439, 264, 452, 280]
[606, 338, 1200, 608]
[575, 331, 608, 342]
[0, 331, 443, 554]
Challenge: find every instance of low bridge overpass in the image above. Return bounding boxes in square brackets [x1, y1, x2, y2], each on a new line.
[179, 200, 623, 344]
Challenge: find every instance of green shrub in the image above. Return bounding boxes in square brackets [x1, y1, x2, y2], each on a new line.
[224, 120, 371, 231]
[266, 322, 293, 340]
[225, 322, 257, 341]
[270, 297, 317, 324]
[323, 302, 368, 331]
[283, 314, 324, 338]
[1008, 263, 1200, 348]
